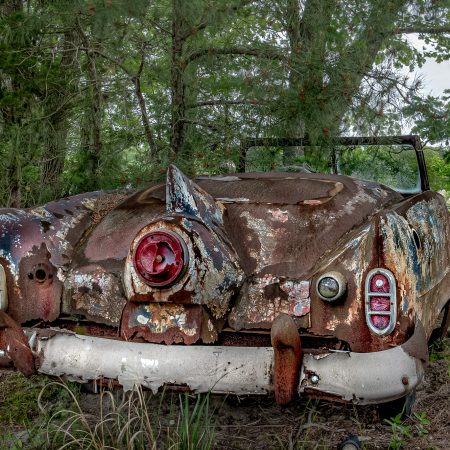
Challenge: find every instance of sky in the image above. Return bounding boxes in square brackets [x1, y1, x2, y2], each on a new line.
[408, 35, 449, 97]
[416, 58, 449, 96]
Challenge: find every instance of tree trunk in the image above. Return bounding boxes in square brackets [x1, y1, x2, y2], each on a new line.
[133, 75, 158, 160]
[40, 29, 78, 198]
[78, 25, 103, 174]
[1, 0, 23, 207]
[170, 0, 188, 155]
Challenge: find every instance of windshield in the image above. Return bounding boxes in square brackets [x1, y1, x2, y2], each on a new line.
[245, 142, 421, 194]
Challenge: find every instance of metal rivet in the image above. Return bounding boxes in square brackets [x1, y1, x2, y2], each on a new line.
[311, 374, 320, 385]
[401, 376, 409, 385]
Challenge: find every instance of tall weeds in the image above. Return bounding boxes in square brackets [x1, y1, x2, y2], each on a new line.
[38, 381, 215, 450]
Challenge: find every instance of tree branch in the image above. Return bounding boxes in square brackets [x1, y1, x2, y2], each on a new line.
[185, 46, 283, 66]
[186, 99, 263, 109]
[183, 0, 253, 39]
[182, 119, 221, 131]
[395, 25, 450, 34]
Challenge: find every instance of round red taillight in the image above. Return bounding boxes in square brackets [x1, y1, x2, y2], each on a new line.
[133, 230, 187, 287]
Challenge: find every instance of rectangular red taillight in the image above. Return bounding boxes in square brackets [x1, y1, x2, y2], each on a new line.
[365, 268, 396, 335]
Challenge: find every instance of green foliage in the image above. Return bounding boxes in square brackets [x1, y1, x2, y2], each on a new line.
[385, 408, 430, 449]
[0, 0, 449, 206]
[0, 373, 80, 450]
[429, 337, 450, 376]
[424, 146, 450, 204]
[178, 393, 215, 450]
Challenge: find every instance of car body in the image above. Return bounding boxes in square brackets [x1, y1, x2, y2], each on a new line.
[0, 135, 449, 406]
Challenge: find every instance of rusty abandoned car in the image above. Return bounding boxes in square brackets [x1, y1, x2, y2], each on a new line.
[0, 135, 449, 411]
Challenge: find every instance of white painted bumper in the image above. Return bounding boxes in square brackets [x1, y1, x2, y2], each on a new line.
[23, 327, 425, 404]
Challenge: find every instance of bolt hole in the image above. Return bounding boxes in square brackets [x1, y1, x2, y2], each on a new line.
[35, 269, 47, 281]
[28, 273, 34, 280]
[48, 274, 53, 279]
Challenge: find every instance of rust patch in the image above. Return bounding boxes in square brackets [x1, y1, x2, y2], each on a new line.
[0, 311, 35, 376]
[0, 192, 105, 324]
[271, 314, 302, 405]
[121, 302, 217, 344]
[229, 277, 310, 330]
[64, 266, 126, 326]
[380, 193, 450, 336]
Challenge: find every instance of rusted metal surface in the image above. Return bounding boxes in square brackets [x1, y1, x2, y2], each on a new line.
[0, 192, 126, 324]
[0, 264, 7, 311]
[121, 302, 217, 344]
[0, 311, 35, 375]
[63, 266, 126, 326]
[271, 314, 302, 405]
[380, 192, 450, 338]
[121, 166, 244, 343]
[229, 277, 310, 330]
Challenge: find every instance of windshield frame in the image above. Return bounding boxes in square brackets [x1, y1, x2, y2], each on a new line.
[239, 135, 429, 193]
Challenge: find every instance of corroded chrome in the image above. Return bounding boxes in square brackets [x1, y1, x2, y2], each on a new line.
[365, 268, 397, 336]
[0, 265, 7, 311]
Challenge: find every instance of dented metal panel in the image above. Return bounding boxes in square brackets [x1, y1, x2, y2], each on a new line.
[121, 303, 215, 344]
[299, 321, 428, 403]
[299, 344, 423, 403]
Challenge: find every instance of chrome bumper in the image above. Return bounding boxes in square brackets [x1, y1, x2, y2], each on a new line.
[19, 324, 426, 404]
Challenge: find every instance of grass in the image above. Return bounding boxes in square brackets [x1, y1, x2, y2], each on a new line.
[429, 336, 450, 374]
[38, 382, 215, 450]
[0, 372, 80, 450]
[0, 374, 215, 450]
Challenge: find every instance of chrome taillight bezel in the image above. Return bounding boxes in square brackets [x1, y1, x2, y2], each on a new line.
[365, 268, 397, 336]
